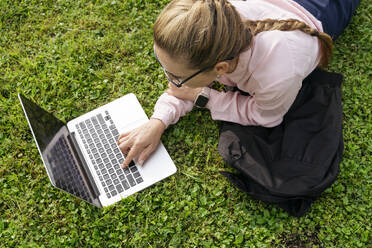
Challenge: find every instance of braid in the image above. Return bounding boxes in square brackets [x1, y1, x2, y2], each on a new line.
[245, 18, 333, 68]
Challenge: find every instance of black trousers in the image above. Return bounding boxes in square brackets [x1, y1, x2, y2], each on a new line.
[218, 69, 343, 217]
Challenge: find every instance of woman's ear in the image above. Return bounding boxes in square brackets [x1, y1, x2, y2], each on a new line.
[214, 61, 230, 76]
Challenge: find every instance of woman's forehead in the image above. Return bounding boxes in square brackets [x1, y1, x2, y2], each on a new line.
[154, 45, 193, 76]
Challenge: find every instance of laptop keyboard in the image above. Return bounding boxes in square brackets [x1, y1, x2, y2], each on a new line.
[75, 110, 143, 199]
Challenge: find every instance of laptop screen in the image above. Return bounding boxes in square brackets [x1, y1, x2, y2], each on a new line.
[18, 94, 100, 206]
[18, 94, 66, 153]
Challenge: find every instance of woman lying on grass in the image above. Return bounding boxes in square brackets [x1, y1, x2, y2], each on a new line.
[117, 0, 360, 216]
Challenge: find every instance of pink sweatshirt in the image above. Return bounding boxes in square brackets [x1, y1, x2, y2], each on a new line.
[151, 0, 323, 128]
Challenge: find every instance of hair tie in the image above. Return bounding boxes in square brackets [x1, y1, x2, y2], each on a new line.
[311, 30, 319, 36]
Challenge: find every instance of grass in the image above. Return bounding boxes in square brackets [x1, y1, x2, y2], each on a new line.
[0, 0, 371, 247]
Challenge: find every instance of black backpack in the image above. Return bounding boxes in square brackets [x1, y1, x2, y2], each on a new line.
[218, 69, 343, 217]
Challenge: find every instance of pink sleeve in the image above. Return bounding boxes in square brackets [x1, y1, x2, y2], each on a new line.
[206, 90, 257, 125]
[150, 92, 194, 128]
[206, 75, 302, 128]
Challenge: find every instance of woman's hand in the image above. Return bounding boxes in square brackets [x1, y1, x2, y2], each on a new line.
[166, 82, 202, 102]
[117, 118, 166, 168]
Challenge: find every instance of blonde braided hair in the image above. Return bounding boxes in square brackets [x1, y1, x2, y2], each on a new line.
[154, 0, 333, 70]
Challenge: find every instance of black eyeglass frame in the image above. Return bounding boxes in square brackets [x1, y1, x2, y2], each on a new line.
[154, 48, 234, 88]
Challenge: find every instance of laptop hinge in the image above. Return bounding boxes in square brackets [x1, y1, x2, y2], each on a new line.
[67, 132, 101, 203]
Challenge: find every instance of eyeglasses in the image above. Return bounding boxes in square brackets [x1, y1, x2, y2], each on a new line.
[154, 47, 234, 88]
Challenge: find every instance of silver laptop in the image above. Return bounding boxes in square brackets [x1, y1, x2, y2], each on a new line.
[18, 93, 177, 207]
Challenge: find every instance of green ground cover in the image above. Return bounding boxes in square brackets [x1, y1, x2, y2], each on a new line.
[0, 0, 371, 247]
